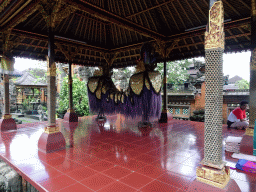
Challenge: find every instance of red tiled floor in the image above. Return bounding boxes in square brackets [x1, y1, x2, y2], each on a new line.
[87, 159, 115, 172]
[66, 166, 98, 181]
[119, 172, 154, 190]
[57, 183, 94, 192]
[39, 174, 77, 192]
[0, 117, 250, 192]
[29, 167, 63, 183]
[98, 181, 137, 192]
[137, 165, 166, 179]
[156, 171, 193, 190]
[102, 165, 133, 179]
[140, 180, 179, 192]
[80, 173, 115, 191]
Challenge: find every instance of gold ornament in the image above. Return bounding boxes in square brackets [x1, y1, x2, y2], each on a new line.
[88, 77, 99, 93]
[148, 71, 162, 94]
[196, 166, 230, 189]
[145, 77, 150, 90]
[205, 1, 225, 50]
[44, 126, 59, 134]
[245, 128, 254, 136]
[130, 73, 144, 95]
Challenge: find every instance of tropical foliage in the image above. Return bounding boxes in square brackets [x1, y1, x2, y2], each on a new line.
[57, 75, 90, 117]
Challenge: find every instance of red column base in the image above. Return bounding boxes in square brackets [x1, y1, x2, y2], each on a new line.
[0, 118, 17, 131]
[38, 132, 66, 153]
[240, 135, 253, 155]
[64, 112, 78, 122]
[187, 178, 241, 192]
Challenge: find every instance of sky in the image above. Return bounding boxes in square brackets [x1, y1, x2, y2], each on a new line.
[14, 51, 251, 82]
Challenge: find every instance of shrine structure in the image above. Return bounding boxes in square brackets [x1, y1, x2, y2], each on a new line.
[0, 0, 254, 191]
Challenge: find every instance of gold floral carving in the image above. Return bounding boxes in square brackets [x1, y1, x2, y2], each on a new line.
[245, 128, 254, 136]
[148, 71, 162, 94]
[46, 56, 56, 76]
[118, 93, 121, 102]
[252, 0, 256, 16]
[88, 77, 99, 93]
[39, 0, 77, 28]
[205, 1, 225, 50]
[145, 77, 150, 90]
[3, 114, 12, 119]
[196, 166, 230, 189]
[44, 126, 59, 134]
[102, 84, 109, 94]
[0, 0, 12, 14]
[130, 73, 144, 95]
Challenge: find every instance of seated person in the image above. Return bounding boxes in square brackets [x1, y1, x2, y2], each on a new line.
[227, 101, 249, 129]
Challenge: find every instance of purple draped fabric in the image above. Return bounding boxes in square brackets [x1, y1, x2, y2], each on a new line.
[88, 84, 162, 120]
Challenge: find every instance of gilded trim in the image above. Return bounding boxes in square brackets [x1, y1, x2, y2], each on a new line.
[245, 128, 254, 136]
[196, 166, 230, 189]
[44, 126, 59, 134]
[205, 1, 225, 50]
[46, 57, 56, 76]
[2, 114, 12, 119]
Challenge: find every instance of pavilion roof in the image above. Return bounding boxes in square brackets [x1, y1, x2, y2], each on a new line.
[0, 0, 251, 68]
[14, 71, 47, 88]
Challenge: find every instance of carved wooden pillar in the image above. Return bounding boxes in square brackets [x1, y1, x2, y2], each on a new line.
[155, 40, 179, 123]
[0, 29, 16, 131]
[38, 0, 76, 152]
[251, 0, 256, 156]
[188, 1, 234, 190]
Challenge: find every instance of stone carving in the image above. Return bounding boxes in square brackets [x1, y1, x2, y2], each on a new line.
[38, 104, 44, 121]
[78, 66, 95, 81]
[205, 1, 225, 50]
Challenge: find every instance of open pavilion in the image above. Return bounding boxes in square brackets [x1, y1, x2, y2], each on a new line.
[0, 0, 255, 191]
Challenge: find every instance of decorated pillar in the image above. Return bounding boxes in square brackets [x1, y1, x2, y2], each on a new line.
[38, 0, 73, 153]
[189, 1, 232, 190]
[0, 29, 16, 131]
[55, 43, 79, 122]
[251, 0, 256, 155]
[63, 60, 78, 122]
[159, 49, 168, 123]
[154, 40, 179, 123]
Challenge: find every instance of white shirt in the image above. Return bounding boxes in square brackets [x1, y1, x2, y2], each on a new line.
[228, 111, 240, 123]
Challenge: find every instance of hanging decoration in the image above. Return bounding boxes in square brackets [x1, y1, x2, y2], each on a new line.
[87, 42, 162, 121]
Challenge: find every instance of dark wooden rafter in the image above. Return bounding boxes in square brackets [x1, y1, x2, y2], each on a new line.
[191, 0, 207, 20]
[170, 1, 186, 29]
[66, 0, 165, 40]
[184, 0, 202, 25]
[222, 0, 241, 16]
[126, 0, 175, 18]
[176, 0, 194, 27]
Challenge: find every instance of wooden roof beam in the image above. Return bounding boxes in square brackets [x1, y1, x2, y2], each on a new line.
[66, 0, 165, 40]
[126, 0, 175, 18]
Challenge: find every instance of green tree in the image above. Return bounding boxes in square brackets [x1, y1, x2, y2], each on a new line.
[57, 75, 90, 117]
[156, 59, 191, 89]
[236, 79, 249, 89]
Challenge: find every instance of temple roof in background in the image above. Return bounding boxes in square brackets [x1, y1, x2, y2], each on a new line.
[14, 71, 47, 88]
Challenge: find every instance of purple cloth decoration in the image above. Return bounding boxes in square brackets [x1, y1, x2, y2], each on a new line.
[87, 76, 162, 120]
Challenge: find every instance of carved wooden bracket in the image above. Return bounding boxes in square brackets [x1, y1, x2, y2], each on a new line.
[39, 0, 77, 29]
[55, 43, 78, 61]
[2, 29, 25, 55]
[102, 52, 119, 67]
[153, 39, 180, 59]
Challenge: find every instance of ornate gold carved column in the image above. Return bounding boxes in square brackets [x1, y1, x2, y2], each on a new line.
[196, 1, 230, 189]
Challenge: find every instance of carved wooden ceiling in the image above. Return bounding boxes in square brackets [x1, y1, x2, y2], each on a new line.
[0, 0, 252, 68]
